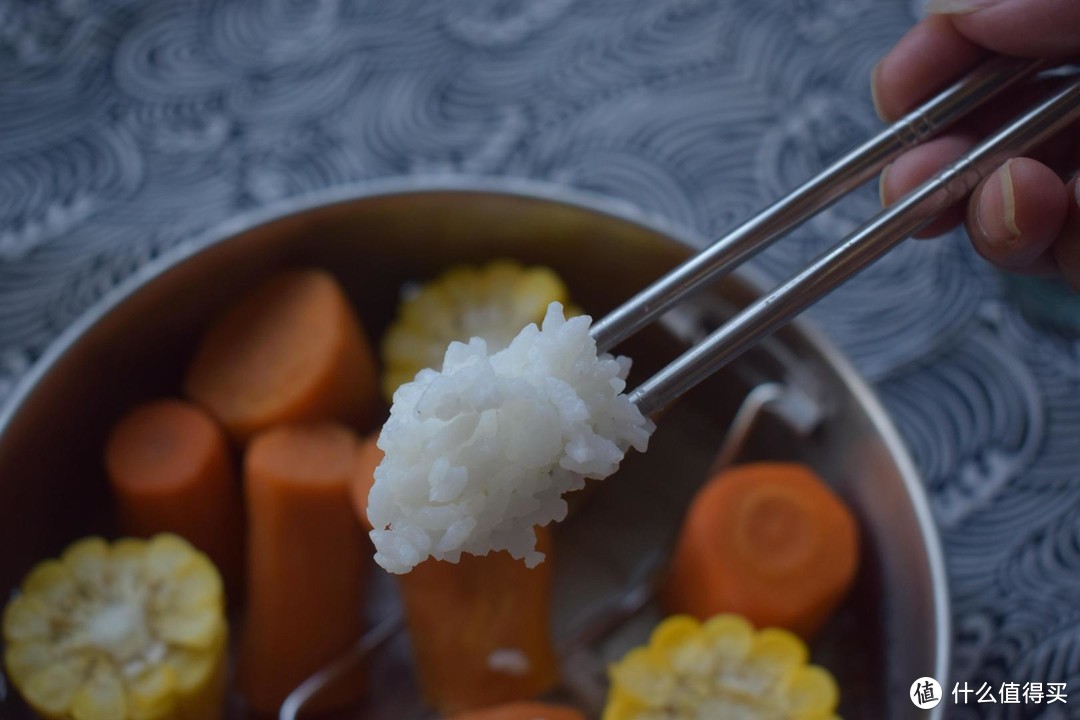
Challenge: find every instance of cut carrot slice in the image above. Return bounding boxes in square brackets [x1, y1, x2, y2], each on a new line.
[352, 435, 559, 714]
[184, 269, 379, 443]
[237, 423, 369, 715]
[661, 463, 859, 640]
[104, 399, 243, 595]
[449, 702, 586, 720]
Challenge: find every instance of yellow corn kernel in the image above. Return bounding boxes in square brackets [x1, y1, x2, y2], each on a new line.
[70, 660, 128, 720]
[784, 666, 840, 717]
[2, 534, 227, 720]
[604, 614, 842, 720]
[381, 260, 576, 400]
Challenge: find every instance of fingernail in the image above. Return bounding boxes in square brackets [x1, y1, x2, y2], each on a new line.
[977, 161, 1021, 246]
[999, 160, 1021, 238]
[925, 0, 1001, 14]
[879, 163, 893, 207]
[870, 61, 887, 121]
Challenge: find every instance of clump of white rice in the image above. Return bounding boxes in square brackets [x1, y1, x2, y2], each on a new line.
[367, 302, 654, 574]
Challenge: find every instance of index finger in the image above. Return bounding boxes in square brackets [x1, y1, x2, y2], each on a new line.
[871, 14, 986, 122]
[939, 0, 1080, 59]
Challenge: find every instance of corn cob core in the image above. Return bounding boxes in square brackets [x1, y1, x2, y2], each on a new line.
[380, 260, 574, 400]
[2, 534, 227, 720]
[603, 614, 841, 720]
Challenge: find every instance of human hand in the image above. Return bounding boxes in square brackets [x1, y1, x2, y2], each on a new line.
[872, 0, 1080, 289]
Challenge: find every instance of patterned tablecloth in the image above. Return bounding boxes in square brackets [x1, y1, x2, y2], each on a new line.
[1, 1, 1078, 718]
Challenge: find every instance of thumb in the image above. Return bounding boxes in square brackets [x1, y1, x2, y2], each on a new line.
[925, 0, 1080, 58]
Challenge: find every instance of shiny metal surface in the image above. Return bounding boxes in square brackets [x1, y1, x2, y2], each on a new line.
[589, 55, 1043, 353]
[631, 75, 1080, 416]
[0, 178, 948, 719]
[280, 611, 405, 720]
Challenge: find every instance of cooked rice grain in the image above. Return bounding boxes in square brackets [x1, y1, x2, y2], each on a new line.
[368, 302, 654, 573]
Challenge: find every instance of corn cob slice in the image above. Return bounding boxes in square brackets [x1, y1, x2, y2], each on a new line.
[603, 614, 841, 720]
[380, 260, 575, 400]
[2, 534, 227, 720]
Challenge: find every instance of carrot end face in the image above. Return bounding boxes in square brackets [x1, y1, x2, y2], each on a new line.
[662, 462, 860, 640]
[104, 399, 244, 595]
[184, 269, 379, 443]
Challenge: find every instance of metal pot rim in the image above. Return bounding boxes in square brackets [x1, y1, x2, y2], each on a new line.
[0, 174, 951, 703]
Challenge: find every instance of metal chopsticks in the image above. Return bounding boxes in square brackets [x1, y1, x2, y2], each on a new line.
[588, 55, 1046, 354]
[594, 60, 1080, 417]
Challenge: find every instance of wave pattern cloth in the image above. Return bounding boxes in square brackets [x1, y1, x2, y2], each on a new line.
[1, 1, 1078, 716]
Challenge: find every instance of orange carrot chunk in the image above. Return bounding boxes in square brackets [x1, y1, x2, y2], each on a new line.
[448, 702, 586, 720]
[352, 435, 560, 715]
[184, 269, 378, 443]
[662, 462, 859, 640]
[104, 398, 244, 593]
[402, 536, 560, 715]
[237, 423, 369, 715]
